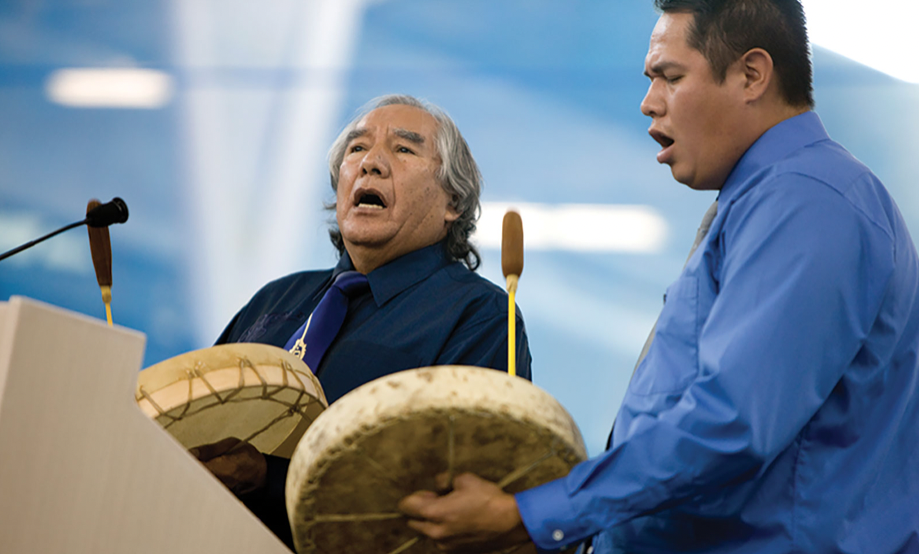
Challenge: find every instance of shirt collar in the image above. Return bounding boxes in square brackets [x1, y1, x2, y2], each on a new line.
[334, 241, 454, 307]
[719, 111, 829, 204]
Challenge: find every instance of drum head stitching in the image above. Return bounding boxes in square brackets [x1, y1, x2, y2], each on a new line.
[286, 366, 588, 554]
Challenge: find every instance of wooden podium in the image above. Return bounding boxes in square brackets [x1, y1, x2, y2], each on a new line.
[0, 296, 291, 554]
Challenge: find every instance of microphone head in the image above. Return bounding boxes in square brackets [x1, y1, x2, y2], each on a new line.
[501, 210, 524, 278]
[86, 197, 129, 227]
[86, 199, 113, 288]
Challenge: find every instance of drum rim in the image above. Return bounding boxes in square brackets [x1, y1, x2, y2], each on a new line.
[285, 365, 586, 554]
[136, 343, 328, 458]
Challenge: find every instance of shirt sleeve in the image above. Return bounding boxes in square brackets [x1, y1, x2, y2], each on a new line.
[516, 176, 894, 549]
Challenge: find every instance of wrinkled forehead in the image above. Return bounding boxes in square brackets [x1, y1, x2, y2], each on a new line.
[352, 104, 439, 143]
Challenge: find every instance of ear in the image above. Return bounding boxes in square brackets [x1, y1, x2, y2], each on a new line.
[444, 204, 461, 224]
[738, 47, 774, 104]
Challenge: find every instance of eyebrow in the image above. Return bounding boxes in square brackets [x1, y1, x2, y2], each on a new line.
[644, 61, 684, 78]
[345, 127, 426, 145]
[345, 128, 367, 144]
[393, 128, 425, 144]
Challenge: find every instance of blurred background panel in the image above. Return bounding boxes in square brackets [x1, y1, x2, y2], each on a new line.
[1, 0, 916, 455]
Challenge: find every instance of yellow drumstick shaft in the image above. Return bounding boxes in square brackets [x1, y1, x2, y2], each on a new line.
[502, 210, 523, 378]
[101, 285, 113, 327]
[506, 274, 518, 377]
[87, 199, 115, 327]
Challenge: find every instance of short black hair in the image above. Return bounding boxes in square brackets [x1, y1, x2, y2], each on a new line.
[655, 0, 814, 108]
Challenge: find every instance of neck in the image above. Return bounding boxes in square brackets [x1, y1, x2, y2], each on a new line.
[766, 102, 809, 129]
[754, 92, 810, 138]
[346, 245, 391, 275]
[738, 101, 809, 163]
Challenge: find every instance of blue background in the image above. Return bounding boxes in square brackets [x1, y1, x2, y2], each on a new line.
[1, 0, 916, 455]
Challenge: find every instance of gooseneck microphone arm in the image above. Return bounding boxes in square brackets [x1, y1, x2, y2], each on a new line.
[0, 197, 129, 262]
[0, 220, 87, 262]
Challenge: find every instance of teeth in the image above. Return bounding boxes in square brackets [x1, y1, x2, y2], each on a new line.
[357, 203, 384, 209]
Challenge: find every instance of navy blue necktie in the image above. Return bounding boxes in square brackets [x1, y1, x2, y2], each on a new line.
[284, 270, 369, 373]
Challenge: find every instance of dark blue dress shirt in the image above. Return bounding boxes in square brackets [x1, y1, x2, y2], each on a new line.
[217, 241, 532, 548]
[218, 241, 531, 400]
[517, 112, 919, 553]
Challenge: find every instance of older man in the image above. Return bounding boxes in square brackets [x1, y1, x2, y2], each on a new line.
[400, 1, 919, 553]
[203, 94, 531, 548]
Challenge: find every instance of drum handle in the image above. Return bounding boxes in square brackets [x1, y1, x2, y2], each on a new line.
[506, 274, 519, 377]
[501, 210, 524, 377]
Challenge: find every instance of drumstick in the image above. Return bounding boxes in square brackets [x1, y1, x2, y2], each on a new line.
[501, 210, 524, 377]
[86, 199, 114, 326]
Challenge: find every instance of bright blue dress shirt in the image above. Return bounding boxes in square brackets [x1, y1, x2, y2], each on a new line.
[516, 112, 919, 553]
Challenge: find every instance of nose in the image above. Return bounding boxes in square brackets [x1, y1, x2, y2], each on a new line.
[640, 80, 663, 118]
[359, 145, 391, 178]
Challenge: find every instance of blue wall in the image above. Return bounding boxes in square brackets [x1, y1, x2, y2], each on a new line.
[1, 0, 916, 454]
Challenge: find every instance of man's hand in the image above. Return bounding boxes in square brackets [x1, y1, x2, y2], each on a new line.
[189, 437, 267, 497]
[398, 472, 532, 553]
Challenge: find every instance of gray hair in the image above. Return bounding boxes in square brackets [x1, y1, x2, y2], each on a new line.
[327, 94, 483, 270]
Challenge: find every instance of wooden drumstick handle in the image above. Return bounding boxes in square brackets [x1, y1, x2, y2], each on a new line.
[502, 211, 524, 377]
[86, 199, 114, 326]
[502, 211, 524, 278]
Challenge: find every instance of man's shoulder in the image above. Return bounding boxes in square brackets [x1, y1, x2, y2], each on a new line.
[247, 268, 334, 305]
[438, 262, 507, 299]
[728, 133, 882, 214]
[777, 137, 875, 193]
[262, 268, 334, 289]
[391, 261, 512, 323]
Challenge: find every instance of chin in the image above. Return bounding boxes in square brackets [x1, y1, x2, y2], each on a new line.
[342, 234, 389, 249]
[671, 170, 713, 191]
[669, 168, 693, 188]
[339, 222, 394, 245]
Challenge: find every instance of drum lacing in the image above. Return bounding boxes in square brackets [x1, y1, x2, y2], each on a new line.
[307, 431, 563, 554]
[353, 446, 404, 488]
[446, 415, 456, 489]
[140, 356, 323, 437]
[194, 360, 229, 403]
[136, 386, 169, 420]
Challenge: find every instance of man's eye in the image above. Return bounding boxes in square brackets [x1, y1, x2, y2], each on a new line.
[349, 145, 365, 153]
[665, 75, 682, 84]
[397, 146, 414, 154]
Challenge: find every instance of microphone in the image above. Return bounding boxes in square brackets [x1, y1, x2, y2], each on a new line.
[86, 197, 129, 227]
[501, 210, 524, 378]
[86, 199, 115, 326]
[0, 197, 129, 262]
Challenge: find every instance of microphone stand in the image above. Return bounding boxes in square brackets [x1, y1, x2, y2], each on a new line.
[0, 219, 89, 262]
[0, 197, 128, 263]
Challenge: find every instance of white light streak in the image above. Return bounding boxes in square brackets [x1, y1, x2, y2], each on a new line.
[45, 68, 174, 108]
[803, 0, 919, 84]
[476, 202, 668, 253]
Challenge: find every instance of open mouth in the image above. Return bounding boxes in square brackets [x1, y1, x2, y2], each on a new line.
[649, 129, 675, 164]
[649, 129, 674, 149]
[355, 192, 387, 209]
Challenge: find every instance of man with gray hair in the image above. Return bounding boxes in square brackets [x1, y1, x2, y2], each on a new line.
[202, 94, 532, 548]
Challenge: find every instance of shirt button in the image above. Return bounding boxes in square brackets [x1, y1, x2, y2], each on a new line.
[552, 530, 564, 541]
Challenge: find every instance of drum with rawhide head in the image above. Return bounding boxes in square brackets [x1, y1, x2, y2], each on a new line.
[136, 343, 327, 458]
[286, 365, 587, 554]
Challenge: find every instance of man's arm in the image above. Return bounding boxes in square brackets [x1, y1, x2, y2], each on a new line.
[401, 176, 894, 550]
[400, 473, 531, 552]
